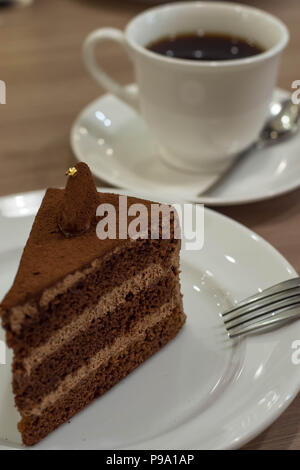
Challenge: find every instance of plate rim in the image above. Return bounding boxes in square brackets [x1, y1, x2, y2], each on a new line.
[0, 189, 299, 450]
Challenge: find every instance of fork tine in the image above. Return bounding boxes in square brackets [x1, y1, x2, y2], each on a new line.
[224, 289, 300, 326]
[222, 277, 300, 318]
[228, 304, 300, 338]
[225, 297, 300, 330]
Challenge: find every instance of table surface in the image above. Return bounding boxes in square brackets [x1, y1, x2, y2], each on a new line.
[1, 0, 300, 450]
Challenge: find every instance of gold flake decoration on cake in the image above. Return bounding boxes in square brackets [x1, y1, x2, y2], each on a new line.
[65, 167, 78, 177]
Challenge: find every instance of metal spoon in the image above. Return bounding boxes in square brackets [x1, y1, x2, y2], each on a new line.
[259, 98, 300, 145]
[198, 98, 300, 197]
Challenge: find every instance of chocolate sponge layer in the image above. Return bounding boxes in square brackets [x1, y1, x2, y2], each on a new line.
[19, 306, 186, 447]
[4, 238, 179, 356]
[14, 270, 180, 407]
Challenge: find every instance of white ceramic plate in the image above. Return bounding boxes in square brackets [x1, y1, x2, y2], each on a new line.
[71, 87, 300, 205]
[0, 190, 299, 450]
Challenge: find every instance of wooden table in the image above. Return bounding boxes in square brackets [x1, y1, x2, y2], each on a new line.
[1, 0, 300, 450]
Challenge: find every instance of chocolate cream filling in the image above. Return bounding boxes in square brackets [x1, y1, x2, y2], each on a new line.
[5, 240, 179, 355]
[22, 263, 168, 374]
[23, 300, 182, 417]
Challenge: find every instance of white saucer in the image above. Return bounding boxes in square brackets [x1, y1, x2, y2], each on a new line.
[71, 87, 300, 206]
[0, 190, 299, 450]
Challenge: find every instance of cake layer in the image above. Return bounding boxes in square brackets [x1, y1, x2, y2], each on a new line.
[14, 271, 181, 406]
[18, 304, 186, 446]
[18, 263, 174, 375]
[4, 239, 179, 356]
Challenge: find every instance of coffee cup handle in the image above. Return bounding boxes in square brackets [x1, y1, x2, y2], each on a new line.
[83, 28, 139, 111]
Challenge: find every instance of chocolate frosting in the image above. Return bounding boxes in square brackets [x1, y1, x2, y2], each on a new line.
[0, 162, 177, 310]
[1, 190, 155, 310]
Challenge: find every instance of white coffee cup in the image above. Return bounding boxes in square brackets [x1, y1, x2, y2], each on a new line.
[83, 1, 289, 173]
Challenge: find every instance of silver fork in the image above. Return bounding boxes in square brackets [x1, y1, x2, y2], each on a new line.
[222, 277, 300, 338]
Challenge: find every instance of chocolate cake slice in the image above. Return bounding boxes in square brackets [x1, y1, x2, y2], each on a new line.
[0, 163, 186, 446]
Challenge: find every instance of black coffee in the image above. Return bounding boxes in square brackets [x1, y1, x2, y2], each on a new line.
[147, 33, 264, 61]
